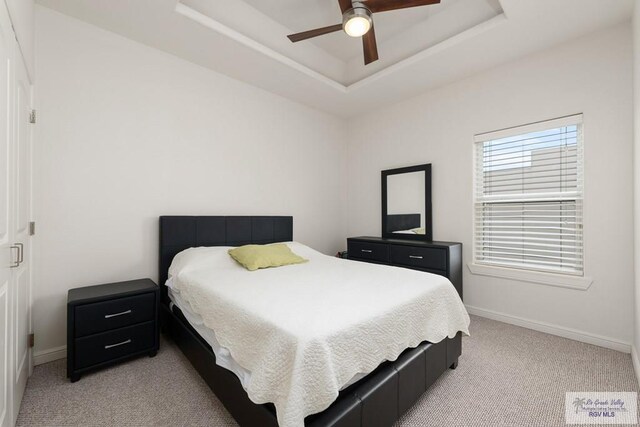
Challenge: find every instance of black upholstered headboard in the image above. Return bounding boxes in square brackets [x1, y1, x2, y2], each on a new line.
[159, 216, 293, 305]
[386, 213, 421, 233]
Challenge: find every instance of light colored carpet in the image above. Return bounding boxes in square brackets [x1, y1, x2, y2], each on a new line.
[17, 315, 639, 427]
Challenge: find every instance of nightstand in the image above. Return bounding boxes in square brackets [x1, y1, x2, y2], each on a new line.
[67, 278, 159, 382]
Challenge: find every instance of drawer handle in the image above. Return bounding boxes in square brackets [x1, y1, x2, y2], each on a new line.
[361, 249, 373, 253]
[104, 339, 132, 349]
[409, 255, 424, 259]
[104, 309, 132, 319]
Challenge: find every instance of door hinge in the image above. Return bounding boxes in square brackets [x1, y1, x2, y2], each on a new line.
[29, 110, 36, 124]
[29, 221, 35, 236]
[28, 333, 34, 348]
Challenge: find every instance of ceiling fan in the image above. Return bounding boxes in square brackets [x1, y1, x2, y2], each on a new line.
[287, 0, 441, 65]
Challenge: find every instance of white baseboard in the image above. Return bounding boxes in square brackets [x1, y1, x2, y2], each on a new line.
[632, 346, 640, 387]
[466, 304, 631, 353]
[33, 345, 66, 365]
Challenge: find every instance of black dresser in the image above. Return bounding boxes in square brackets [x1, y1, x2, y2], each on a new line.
[67, 278, 159, 382]
[347, 237, 463, 299]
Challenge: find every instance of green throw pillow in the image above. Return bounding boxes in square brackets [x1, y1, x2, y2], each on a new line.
[228, 244, 307, 271]
[411, 227, 426, 235]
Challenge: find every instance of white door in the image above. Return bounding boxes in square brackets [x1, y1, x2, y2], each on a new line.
[11, 40, 32, 425]
[0, 3, 14, 427]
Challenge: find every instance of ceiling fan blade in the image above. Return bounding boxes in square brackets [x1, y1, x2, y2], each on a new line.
[362, 25, 379, 65]
[365, 0, 440, 13]
[338, 0, 353, 14]
[287, 24, 343, 42]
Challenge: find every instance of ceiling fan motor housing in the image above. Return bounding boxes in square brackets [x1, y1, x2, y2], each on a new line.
[342, 2, 373, 37]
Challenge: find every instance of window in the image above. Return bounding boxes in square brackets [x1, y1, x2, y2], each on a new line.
[473, 114, 584, 276]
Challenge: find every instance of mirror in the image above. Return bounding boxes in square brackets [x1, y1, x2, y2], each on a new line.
[382, 164, 432, 241]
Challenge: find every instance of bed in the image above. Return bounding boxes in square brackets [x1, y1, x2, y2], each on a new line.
[387, 213, 424, 234]
[159, 216, 469, 427]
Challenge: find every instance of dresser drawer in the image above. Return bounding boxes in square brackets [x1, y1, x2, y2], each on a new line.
[74, 321, 155, 369]
[75, 293, 155, 337]
[390, 245, 447, 270]
[348, 241, 389, 263]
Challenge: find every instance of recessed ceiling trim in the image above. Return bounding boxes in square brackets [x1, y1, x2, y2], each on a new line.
[175, 2, 348, 93]
[176, 1, 507, 94]
[349, 12, 507, 92]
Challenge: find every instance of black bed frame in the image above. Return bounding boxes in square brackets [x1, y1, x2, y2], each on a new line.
[386, 214, 421, 233]
[159, 216, 462, 427]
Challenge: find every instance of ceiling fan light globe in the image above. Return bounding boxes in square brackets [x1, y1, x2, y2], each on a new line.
[342, 3, 373, 38]
[344, 16, 371, 37]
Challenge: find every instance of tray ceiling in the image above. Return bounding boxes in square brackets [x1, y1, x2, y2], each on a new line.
[180, 0, 504, 84]
[37, 0, 635, 117]
[242, 0, 486, 63]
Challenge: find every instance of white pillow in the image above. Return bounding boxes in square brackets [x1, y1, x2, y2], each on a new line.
[168, 246, 233, 279]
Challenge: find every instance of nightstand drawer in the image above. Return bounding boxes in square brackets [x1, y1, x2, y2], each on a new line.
[75, 293, 155, 337]
[74, 321, 155, 369]
[390, 245, 446, 270]
[348, 241, 389, 263]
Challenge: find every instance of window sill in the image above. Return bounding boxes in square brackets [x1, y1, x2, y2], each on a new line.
[467, 263, 593, 290]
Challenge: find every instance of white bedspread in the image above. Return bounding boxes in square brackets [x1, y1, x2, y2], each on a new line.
[169, 242, 470, 427]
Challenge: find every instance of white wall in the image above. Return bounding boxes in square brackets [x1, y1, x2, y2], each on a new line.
[347, 24, 635, 348]
[33, 7, 347, 357]
[633, 0, 640, 375]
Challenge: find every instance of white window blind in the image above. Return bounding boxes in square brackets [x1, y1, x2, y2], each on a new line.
[473, 114, 584, 275]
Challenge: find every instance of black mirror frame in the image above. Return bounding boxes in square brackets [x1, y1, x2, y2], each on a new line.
[381, 163, 432, 242]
